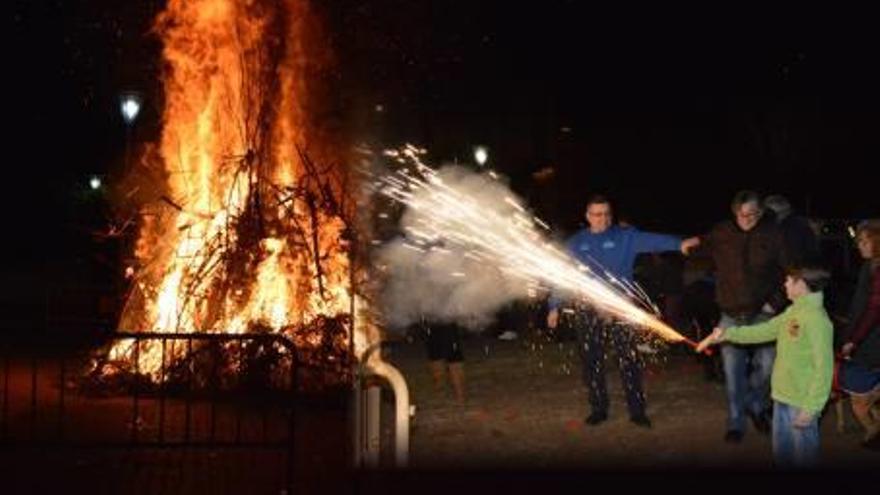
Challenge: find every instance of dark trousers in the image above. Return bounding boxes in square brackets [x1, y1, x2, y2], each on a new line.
[576, 313, 646, 417]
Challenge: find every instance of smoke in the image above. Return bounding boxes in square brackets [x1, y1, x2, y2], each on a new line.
[376, 165, 537, 332]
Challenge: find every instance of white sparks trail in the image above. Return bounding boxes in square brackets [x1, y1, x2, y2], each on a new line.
[373, 145, 691, 345]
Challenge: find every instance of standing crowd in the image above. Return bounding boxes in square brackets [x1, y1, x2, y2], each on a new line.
[414, 190, 878, 469]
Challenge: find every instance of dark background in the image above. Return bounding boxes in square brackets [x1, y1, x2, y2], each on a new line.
[7, 0, 879, 293]
[3, 6, 876, 487]
[327, 1, 879, 232]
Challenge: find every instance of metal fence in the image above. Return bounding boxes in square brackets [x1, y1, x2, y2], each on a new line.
[0, 331, 349, 494]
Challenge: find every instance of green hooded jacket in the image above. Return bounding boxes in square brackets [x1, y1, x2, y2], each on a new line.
[724, 291, 833, 414]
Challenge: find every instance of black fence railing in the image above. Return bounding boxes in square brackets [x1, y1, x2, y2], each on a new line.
[0, 331, 334, 492]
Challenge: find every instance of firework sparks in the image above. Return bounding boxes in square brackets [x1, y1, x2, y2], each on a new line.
[373, 145, 695, 346]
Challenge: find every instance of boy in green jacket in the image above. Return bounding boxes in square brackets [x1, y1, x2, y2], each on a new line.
[697, 267, 833, 468]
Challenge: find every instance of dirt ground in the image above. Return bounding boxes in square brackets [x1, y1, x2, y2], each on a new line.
[2, 330, 876, 494]
[380, 330, 878, 471]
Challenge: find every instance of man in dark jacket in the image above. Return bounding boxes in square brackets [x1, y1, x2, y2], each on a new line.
[696, 190, 787, 443]
[763, 194, 821, 268]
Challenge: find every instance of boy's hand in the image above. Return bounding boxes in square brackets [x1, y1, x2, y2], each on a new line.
[793, 409, 814, 429]
[841, 342, 855, 359]
[695, 327, 725, 353]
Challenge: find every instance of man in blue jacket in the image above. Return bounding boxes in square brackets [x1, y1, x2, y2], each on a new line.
[547, 195, 700, 427]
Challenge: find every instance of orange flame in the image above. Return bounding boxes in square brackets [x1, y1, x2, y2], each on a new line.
[113, 0, 377, 378]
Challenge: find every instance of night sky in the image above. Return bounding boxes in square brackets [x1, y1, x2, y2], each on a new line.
[329, 2, 880, 232]
[9, 0, 880, 272]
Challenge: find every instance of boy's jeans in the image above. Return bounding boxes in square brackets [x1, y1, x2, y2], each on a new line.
[719, 312, 775, 433]
[772, 400, 820, 468]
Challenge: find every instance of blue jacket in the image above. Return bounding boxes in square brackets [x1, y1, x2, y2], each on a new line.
[549, 225, 681, 309]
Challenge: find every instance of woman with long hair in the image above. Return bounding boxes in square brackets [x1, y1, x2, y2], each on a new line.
[839, 219, 880, 449]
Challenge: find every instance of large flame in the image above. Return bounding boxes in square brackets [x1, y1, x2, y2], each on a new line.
[113, 0, 376, 377]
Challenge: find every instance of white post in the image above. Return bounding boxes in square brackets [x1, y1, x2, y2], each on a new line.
[365, 359, 410, 467]
[355, 343, 411, 468]
[364, 385, 381, 467]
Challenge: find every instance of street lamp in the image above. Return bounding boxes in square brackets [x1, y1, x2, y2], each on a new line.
[119, 91, 142, 177]
[89, 175, 102, 190]
[119, 92, 142, 125]
[117, 91, 143, 285]
[473, 145, 488, 166]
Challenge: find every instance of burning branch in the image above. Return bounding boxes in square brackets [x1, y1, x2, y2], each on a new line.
[306, 192, 327, 300]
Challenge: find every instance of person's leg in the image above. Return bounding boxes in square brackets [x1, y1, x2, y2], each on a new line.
[720, 334, 748, 435]
[721, 344, 748, 435]
[851, 389, 880, 442]
[772, 400, 795, 468]
[611, 322, 647, 422]
[425, 323, 447, 392]
[744, 313, 774, 419]
[428, 360, 446, 390]
[791, 408, 820, 468]
[447, 325, 466, 403]
[842, 361, 880, 442]
[578, 313, 608, 422]
[748, 343, 776, 417]
[448, 362, 466, 403]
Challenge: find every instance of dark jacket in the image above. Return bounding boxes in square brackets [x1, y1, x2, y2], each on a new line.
[778, 214, 821, 268]
[845, 262, 880, 369]
[698, 216, 787, 318]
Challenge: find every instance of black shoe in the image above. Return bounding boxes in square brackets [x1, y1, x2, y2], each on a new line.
[584, 411, 608, 426]
[630, 414, 652, 428]
[748, 411, 771, 435]
[724, 430, 744, 443]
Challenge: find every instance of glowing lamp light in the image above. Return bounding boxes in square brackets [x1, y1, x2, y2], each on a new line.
[89, 176, 102, 190]
[119, 92, 142, 124]
[473, 146, 488, 166]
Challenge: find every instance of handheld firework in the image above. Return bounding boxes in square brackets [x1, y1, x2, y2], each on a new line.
[372, 145, 712, 354]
